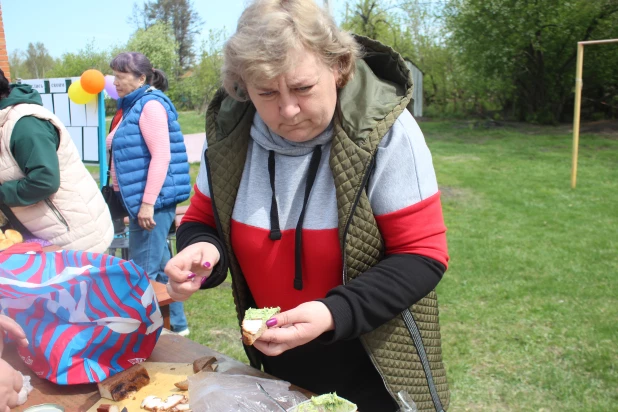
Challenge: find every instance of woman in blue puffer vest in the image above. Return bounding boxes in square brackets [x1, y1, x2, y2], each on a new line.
[106, 52, 191, 335]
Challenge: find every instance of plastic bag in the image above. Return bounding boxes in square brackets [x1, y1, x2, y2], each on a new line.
[188, 373, 308, 411]
[397, 391, 419, 412]
[0, 249, 163, 384]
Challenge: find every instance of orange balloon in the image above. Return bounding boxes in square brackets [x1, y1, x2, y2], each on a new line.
[80, 69, 105, 94]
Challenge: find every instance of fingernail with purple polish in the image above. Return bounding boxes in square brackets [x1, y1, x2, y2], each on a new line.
[266, 318, 277, 327]
[187, 273, 196, 280]
[201, 276, 208, 285]
[203, 261, 211, 269]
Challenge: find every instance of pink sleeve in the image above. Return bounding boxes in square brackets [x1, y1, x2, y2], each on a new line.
[139, 100, 171, 205]
[106, 124, 121, 191]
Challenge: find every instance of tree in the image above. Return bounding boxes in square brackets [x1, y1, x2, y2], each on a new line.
[130, 0, 203, 75]
[167, 29, 225, 112]
[24, 42, 55, 79]
[47, 41, 117, 78]
[342, 0, 471, 115]
[444, 0, 618, 123]
[126, 21, 178, 78]
[8, 50, 32, 80]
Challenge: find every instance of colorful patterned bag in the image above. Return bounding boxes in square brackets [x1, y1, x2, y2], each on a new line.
[0, 249, 163, 384]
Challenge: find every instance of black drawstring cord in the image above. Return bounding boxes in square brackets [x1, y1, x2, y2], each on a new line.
[294, 145, 323, 290]
[268, 150, 282, 240]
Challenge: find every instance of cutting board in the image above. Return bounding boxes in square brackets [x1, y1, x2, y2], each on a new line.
[87, 362, 193, 411]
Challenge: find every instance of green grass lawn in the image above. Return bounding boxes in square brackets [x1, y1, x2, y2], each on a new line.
[105, 111, 204, 135]
[422, 121, 617, 411]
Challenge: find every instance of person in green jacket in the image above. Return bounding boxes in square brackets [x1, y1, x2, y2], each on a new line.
[0, 71, 61, 214]
[0, 69, 113, 252]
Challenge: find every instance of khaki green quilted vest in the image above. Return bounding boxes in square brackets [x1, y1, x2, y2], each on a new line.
[204, 36, 449, 412]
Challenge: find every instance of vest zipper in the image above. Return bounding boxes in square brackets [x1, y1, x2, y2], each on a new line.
[339, 156, 397, 404]
[45, 199, 70, 232]
[340, 154, 375, 285]
[340, 155, 444, 412]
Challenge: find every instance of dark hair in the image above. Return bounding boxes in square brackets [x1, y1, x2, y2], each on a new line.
[0, 68, 10, 99]
[110, 52, 169, 92]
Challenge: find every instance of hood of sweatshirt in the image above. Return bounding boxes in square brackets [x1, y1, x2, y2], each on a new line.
[0, 84, 43, 110]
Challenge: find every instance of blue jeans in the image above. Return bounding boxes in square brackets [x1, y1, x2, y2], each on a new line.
[129, 205, 188, 332]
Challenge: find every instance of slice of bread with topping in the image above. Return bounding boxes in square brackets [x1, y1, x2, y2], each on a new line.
[241, 307, 280, 345]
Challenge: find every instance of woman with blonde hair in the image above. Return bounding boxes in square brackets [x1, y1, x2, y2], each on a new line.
[166, 1, 450, 410]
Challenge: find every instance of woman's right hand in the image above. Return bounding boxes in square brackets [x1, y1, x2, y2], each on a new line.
[0, 315, 28, 357]
[164, 242, 220, 302]
[0, 315, 28, 412]
[0, 358, 22, 412]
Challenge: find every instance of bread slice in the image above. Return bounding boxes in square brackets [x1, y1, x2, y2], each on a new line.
[97, 405, 120, 412]
[192, 355, 216, 373]
[0, 239, 14, 251]
[97, 363, 150, 401]
[4, 229, 23, 244]
[241, 307, 280, 345]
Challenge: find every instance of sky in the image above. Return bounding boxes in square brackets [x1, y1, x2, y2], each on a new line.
[3, 0, 345, 58]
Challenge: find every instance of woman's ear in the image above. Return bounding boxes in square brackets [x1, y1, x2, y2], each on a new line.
[333, 66, 342, 88]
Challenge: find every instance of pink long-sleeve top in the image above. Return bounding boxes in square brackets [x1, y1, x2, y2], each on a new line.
[106, 100, 171, 205]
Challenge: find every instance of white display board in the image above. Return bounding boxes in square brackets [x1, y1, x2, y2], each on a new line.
[20, 78, 101, 164]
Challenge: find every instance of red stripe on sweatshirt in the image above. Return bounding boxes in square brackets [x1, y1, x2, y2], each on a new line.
[231, 220, 342, 312]
[375, 192, 449, 268]
[181, 185, 216, 228]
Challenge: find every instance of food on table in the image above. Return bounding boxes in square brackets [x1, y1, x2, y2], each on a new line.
[16, 373, 33, 405]
[0, 229, 24, 250]
[241, 306, 280, 345]
[140, 394, 189, 411]
[5, 229, 23, 243]
[192, 355, 217, 373]
[174, 379, 189, 390]
[293, 393, 358, 412]
[0, 238, 13, 250]
[96, 405, 119, 412]
[98, 363, 151, 401]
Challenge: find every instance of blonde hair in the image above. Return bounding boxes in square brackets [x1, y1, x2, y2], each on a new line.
[222, 0, 362, 101]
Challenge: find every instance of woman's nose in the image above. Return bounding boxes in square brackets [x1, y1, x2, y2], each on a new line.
[279, 94, 300, 119]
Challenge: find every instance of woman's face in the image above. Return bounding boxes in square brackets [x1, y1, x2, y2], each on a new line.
[113, 70, 145, 98]
[246, 49, 340, 142]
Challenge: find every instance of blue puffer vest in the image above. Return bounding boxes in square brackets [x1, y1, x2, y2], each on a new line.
[112, 85, 191, 219]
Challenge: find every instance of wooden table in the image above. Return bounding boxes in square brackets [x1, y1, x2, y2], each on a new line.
[6, 331, 311, 411]
[150, 281, 173, 330]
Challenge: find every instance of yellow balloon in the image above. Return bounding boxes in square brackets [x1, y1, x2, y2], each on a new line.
[68, 81, 96, 104]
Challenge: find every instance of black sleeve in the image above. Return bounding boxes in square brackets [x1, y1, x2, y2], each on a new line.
[176, 221, 229, 288]
[318, 254, 445, 342]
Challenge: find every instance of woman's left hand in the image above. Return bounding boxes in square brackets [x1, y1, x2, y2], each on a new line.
[252, 301, 335, 356]
[137, 203, 156, 230]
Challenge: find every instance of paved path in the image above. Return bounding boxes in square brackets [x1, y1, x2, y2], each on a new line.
[184, 133, 206, 163]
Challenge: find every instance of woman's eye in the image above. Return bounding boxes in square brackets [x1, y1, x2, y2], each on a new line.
[259, 91, 275, 97]
[297, 86, 313, 92]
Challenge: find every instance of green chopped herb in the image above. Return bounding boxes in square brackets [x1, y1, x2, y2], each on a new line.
[244, 307, 280, 321]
